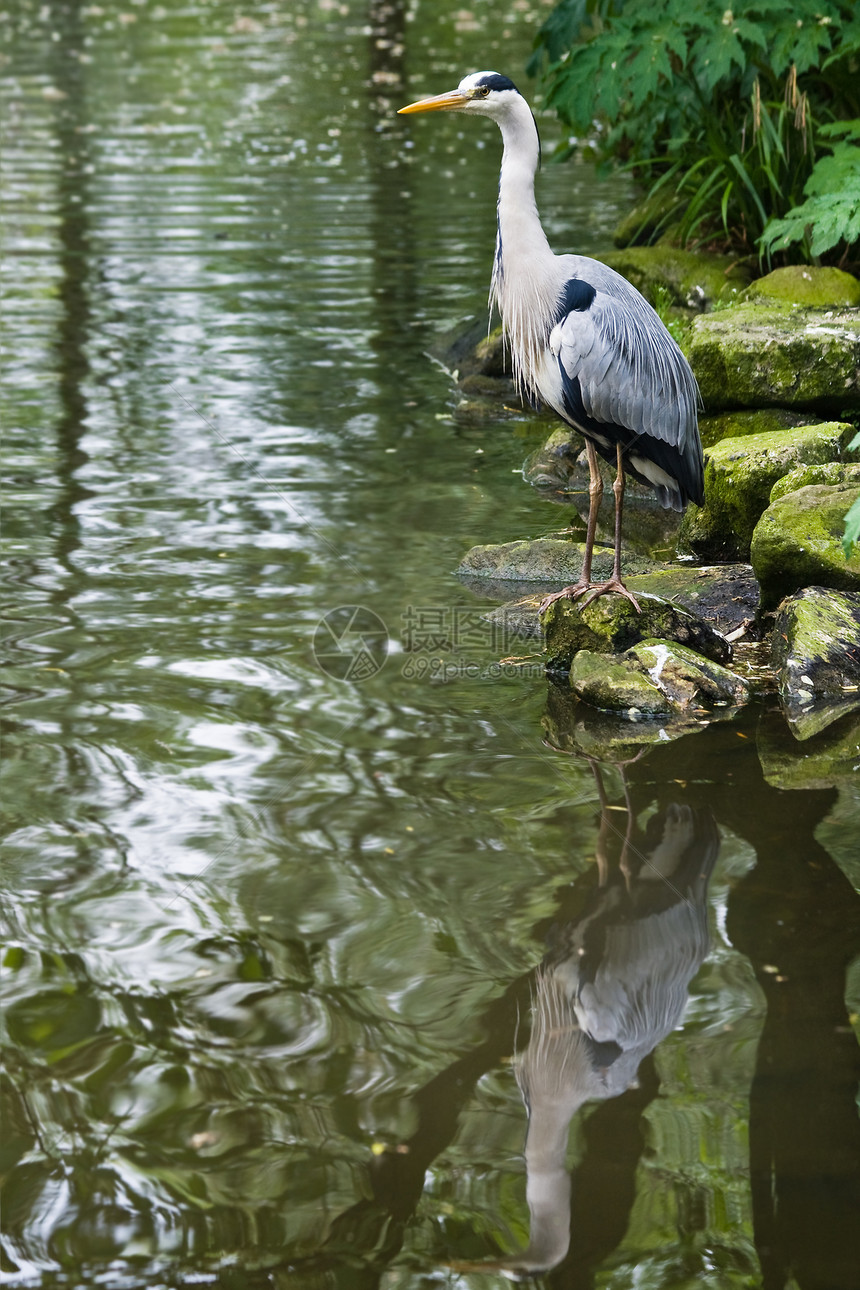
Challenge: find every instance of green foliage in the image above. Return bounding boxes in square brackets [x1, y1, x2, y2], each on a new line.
[530, 0, 860, 261]
[844, 430, 860, 556]
[759, 122, 860, 259]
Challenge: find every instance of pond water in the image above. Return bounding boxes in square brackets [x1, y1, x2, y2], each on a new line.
[2, 2, 859, 1288]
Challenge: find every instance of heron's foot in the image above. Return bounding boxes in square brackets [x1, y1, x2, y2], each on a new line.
[579, 577, 641, 613]
[537, 581, 592, 614]
[539, 578, 641, 615]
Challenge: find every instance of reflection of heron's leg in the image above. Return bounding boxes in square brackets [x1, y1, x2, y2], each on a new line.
[591, 761, 611, 887]
[618, 773, 636, 890]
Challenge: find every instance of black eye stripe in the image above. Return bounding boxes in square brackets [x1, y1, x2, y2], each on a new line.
[474, 73, 518, 94]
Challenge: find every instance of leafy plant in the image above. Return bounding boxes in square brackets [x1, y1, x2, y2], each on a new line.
[759, 121, 860, 261]
[843, 430, 860, 557]
[529, 0, 860, 261]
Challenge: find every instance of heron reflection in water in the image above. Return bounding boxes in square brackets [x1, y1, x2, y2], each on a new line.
[469, 765, 720, 1278]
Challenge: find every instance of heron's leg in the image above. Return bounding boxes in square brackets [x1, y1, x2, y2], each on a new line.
[538, 439, 604, 612]
[580, 438, 603, 585]
[578, 443, 641, 612]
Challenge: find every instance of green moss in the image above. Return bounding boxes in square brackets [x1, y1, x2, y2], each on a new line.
[743, 266, 860, 308]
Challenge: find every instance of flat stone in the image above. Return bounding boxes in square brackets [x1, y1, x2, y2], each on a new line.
[688, 304, 860, 412]
[750, 483, 860, 612]
[458, 538, 661, 587]
[771, 586, 860, 735]
[681, 421, 857, 560]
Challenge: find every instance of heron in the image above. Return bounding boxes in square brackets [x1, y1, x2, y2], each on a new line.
[398, 72, 704, 612]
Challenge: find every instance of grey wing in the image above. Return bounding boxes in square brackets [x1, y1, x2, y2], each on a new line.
[550, 288, 700, 452]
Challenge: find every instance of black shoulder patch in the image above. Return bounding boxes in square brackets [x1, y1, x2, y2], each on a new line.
[475, 73, 519, 94]
[559, 277, 597, 316]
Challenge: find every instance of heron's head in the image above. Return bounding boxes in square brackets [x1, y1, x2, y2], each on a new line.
[398, 71, 521, 121]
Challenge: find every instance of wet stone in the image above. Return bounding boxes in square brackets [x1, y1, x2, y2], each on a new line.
[569, 639, 748, 718]
[750, 482, 860, 611]
[771, 586, 860, 735]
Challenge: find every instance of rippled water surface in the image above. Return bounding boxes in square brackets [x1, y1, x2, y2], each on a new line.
[2, 2, 860, 1287]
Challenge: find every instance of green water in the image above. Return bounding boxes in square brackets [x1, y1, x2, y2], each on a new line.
[2, 2, 859, 1287]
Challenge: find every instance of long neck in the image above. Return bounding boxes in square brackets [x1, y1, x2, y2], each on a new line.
[490, 101, 558, 395]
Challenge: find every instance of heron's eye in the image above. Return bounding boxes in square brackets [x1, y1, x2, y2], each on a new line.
[471, 86, 490, 99]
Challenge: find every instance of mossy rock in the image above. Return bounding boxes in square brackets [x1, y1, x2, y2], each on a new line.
[570, 638, 748, 716]
[570, 650, 672, 715]
[743, 265, 860, 308]
[626, 639, 749, 709]
[597, 247, 749, 312]
[681, 421, 857, 560]
[771, 586, 860, 736]
[750, 483, 860, 612]
[698, 408, 824, 451]
[688, 304, 860, 412]
[541, 592, 731, 670]
[770, 462, 860, 504]
[481, 563, 758, 647]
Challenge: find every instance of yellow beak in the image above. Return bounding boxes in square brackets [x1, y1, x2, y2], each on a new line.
[397, 90, 469, 115]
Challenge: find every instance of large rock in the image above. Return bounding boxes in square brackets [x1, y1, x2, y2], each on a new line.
[570, 649, 672, 716]
[541, 592, 731, 670]
[680, 421, 857, 560]
[570, 639, 749, 717]
[688, 304, 860, 412]
[771, 586, 860, 736]
[750, 482, 860, 611]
